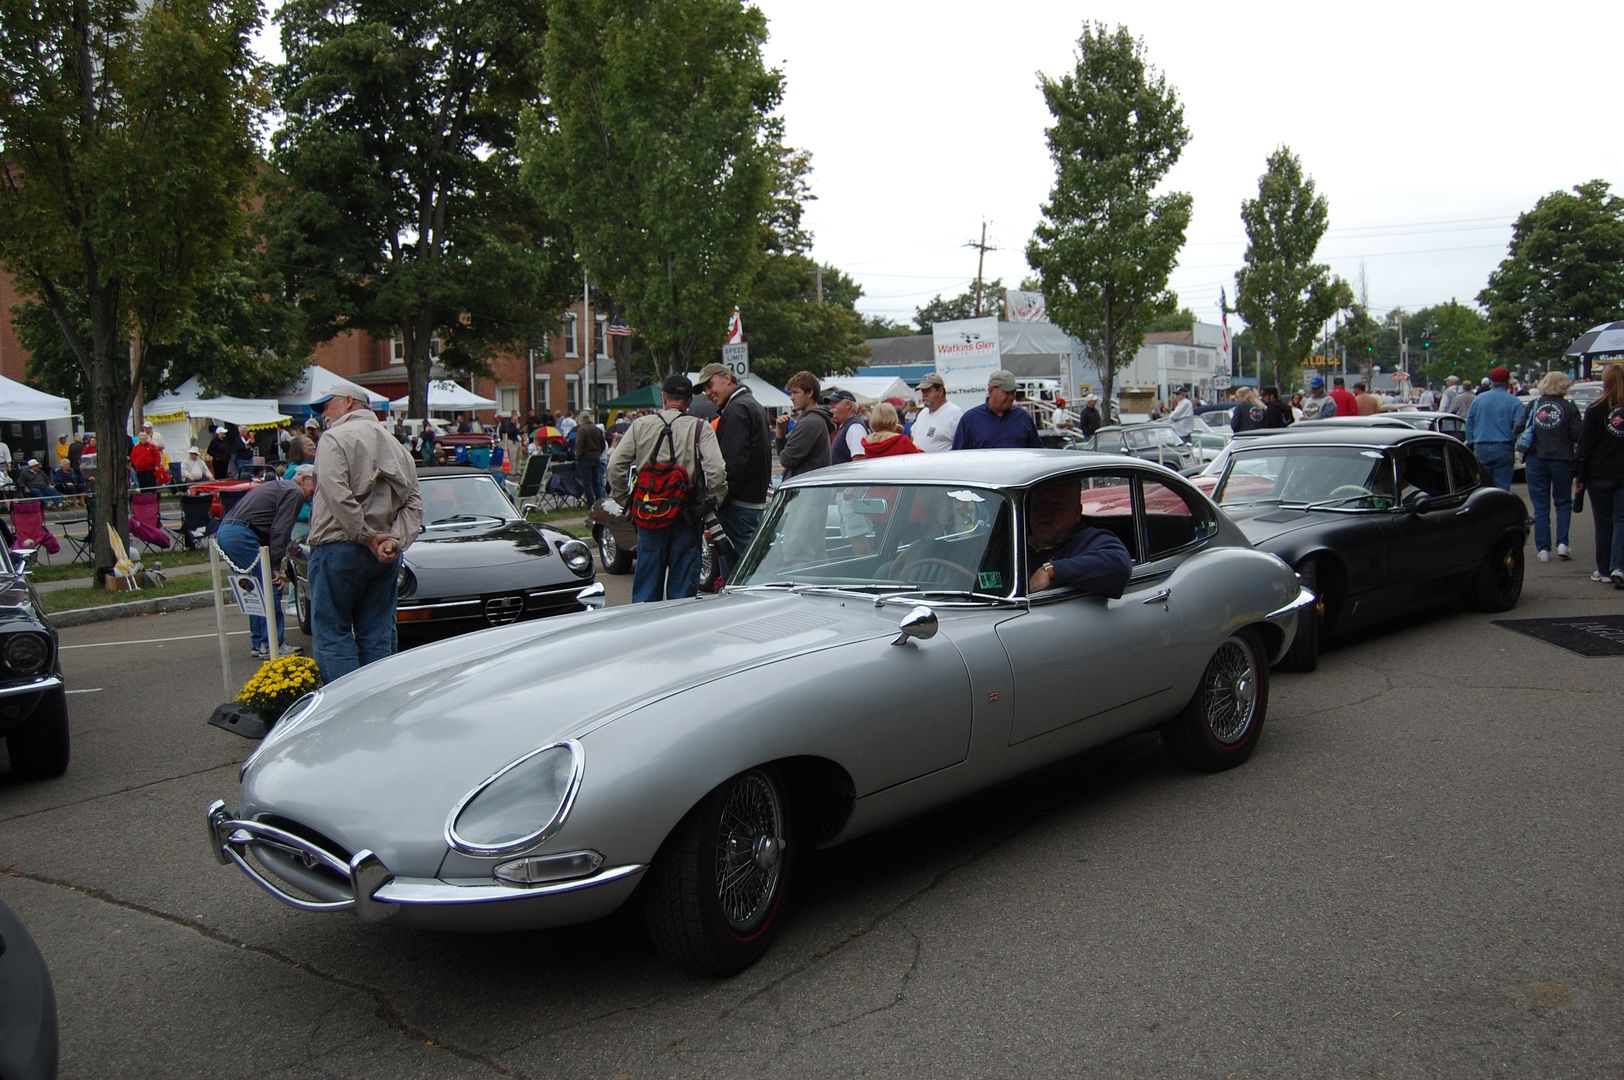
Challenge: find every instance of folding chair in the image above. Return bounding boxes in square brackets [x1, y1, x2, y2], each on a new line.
[10, 500, 62, 558]
[504, 455, 550, 504]
[538, 466, 588, 512]
[178, 493, 215, 550]
[128, 491, 173, 555]
[59, 494, 96, 564]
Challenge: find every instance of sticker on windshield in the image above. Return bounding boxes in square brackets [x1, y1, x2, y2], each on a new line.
[946, 489, 984, 503]
[1360, 450, 1384, 459]
[978, 570, 1003, 590]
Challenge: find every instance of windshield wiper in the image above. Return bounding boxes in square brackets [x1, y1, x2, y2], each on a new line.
[878, 588, 1022, 607]
[427, 513, 504, 526]
[1302, 495, 1378, 510]
[731, 581, 799, 591]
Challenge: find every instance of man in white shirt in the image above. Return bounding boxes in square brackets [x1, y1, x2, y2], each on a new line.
[1166, 386, 1195, 441]
[911, 373, 962, 452]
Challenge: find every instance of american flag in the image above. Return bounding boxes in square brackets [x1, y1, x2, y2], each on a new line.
[1218, 288, 1233, 363]
[606, 316, 631, 338]
[726, 306, 743, 344]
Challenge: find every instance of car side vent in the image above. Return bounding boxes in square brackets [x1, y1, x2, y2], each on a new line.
[718, 610, 833, 642]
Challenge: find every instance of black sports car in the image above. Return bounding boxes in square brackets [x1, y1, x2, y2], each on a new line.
[287, 467, 597, 645]
[0, 533, 68, 780]
[1209, 427, 1528, 671]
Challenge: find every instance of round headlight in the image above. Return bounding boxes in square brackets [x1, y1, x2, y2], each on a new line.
[3, 633, 49, 675]
[447, 741, 583, 856]
[558, 539, 593, 577]
[396, 564, 416, 598]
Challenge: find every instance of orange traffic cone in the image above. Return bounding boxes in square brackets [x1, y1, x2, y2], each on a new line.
[502, 457, 512, 473]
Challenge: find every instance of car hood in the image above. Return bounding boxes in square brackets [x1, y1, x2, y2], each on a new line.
[405, 518, 562, 569]
[239, 590, 945, 864]
[1223, 504, 1345, 546]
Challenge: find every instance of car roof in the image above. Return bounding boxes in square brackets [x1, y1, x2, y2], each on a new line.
[418, 466, 503, 479]
[780, 448, 1178, 490]
[1093, 422, 1176, 434]
[1226, 426, 1444, 450]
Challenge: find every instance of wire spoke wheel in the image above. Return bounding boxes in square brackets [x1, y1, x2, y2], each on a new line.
[713, 772, 785, 933]
[1163, 628, 1268, 772]
[1202, 638, 1257, 745]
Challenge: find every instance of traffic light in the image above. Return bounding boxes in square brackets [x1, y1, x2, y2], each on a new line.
[1423, 337, 1431, 350]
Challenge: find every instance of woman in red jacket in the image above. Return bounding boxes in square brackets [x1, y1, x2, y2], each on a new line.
[855, 403, 922, 458]
[130, 431, 163, 490]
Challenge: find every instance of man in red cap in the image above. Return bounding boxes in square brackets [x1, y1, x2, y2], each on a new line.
[1465, 366, 1524, 490]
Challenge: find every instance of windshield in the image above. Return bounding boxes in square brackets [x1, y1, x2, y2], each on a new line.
[1569, 382, 1603, 409]
[1125, 426, 1183, 449]
[420, 475, 518, 525]
[1215, 446, 1396, 509]
[733, 483, 1014, 594]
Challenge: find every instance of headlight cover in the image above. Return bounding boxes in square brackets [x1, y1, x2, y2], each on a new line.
[3, 632, 50, 675]
[446, 740, 584, 857]
[557, 539, 593, 577]
[241, 691, 324, 778]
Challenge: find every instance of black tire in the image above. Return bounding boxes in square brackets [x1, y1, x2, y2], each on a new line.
[644, 767, 792, 976]
[289, 567, 312, 635]
[6, 686, 69, 779]
[1465, 531, 1524, 612]
[698, 539, 719, 594]
[1163, 629, 1268, 773]
[1277, 559, 1321, 673]
[595, 525, 633, 575]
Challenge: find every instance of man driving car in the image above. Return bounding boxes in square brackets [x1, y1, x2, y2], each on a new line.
[1026, 476, 1133, 596]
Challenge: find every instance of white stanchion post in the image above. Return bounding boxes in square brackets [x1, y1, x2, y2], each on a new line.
[209, 540, 232, 698]
[257, 545, 276, 658]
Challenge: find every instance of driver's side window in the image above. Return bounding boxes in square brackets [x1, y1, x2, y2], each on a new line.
[1078, 474, 1139, 561]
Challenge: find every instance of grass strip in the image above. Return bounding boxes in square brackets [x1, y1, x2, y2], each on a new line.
[41, 578, 215, 615]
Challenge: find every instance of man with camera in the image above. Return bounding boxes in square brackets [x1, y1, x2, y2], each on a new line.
[695, 362, 771, 579]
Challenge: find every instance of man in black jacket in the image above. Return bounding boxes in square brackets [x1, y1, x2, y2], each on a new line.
[697, 362, 772, 578]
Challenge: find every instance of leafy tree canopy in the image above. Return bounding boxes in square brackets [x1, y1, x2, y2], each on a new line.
[914, 280, 1007, 331]
[742, 255, 865, 386]
[1234, 145, 1352, 388]
[265, 0, 576, 418]
[0, 0, 264, 564]
[1478, 180, 1624, 367]
[1393, 301, 1493, 386]
[530, 0, 783, 378]
[1026, 22, 1191, 412]
[858, 314, 916, 340]
[1146, 306, 1195, 333]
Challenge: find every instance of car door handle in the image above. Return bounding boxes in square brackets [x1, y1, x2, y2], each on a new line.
[1141, 588, 1171, 605]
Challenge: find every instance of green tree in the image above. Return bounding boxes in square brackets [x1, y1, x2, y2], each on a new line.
[742, 255, 865, 386]
[1026, 23, 1191, 415]
[265, 0, 575, 419]
[1234, 146, 1352, 388]
[1404, 301, 1492, 386]
[858, 314, 915, 340]
[1146, 306, 1195, 333]
[1478, 180, 1624, 368]
[530, 0, 782, 381]
[0, 0, 263, 565]
[913, 279, 1007, 331]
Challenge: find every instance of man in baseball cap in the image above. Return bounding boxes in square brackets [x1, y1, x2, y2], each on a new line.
[913, 372, 962, 453]
[952, 369, 1040, 450]
[1302, 375, 1336, 420]
[1465, 365, 1523, 490]
[694, 362, 770, 575]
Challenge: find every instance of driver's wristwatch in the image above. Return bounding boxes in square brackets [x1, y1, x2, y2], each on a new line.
[1041, 561, 1055, 577]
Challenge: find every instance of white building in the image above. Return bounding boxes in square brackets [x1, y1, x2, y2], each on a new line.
[1115, 322, 1231, 400]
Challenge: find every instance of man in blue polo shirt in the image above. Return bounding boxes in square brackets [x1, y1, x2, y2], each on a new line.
[1465, 366, 1525, 491]
[952, 369, 1042, 450]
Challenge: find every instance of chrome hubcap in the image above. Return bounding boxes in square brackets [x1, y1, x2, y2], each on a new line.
[1205, 638, 1257, 745]
[715, 772, 783, 933]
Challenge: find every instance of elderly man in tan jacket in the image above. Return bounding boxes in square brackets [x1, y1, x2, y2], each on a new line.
[607, 374, 727, 602]
[306, 387, 424, 682]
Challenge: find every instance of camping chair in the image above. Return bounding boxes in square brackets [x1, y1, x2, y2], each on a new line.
[505, 455, 550, 505]
[59, 494, 96, 564]
[128, 492, 173, 555]
[539, 466, 589, 512]
[10, 500, 61, 559]
[178, 493, 216, 551]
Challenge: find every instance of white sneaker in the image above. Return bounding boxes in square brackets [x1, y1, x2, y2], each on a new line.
[1556, 543, 1571, 560]
[1593, 571, 1611, 583]
[1613, 569, 1624, 589]
[1536, 549, 1550, 562]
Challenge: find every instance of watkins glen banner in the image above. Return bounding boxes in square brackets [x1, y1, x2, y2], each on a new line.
[933, 317, 1002, 408]
[1004, 290, 1046, 322]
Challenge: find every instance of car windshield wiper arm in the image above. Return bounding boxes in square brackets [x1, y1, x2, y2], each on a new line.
[1302, 495, 1378, 510]
[426, 513, 504, 526]
[877, 589, 1023, 607]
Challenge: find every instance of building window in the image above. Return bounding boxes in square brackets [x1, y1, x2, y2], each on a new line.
[497, 387, 519, 416]
[391, 335, 440, 365]
[528, 332, 549, 365]
[595, 316, 609, 359]
[533, 377, 549, 411]
[564, 314, 578, 357]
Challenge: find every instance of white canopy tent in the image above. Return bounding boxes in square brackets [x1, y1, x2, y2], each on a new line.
[145, 377, 291, 430]
[820, 376, 913, 406]
[683, 373, 793, 411]
[388, 379, 497, 413]
[0, 374, 72, 422]
[279, 364, 389, 410]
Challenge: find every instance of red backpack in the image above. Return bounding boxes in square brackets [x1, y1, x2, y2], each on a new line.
[630, 417, 694, 529]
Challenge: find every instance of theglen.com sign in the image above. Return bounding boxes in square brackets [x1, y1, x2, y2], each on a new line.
[933, 317, 1002, 408]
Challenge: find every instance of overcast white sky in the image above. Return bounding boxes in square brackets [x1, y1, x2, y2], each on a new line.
[752, 0, 1623, 331]
[254, 2, 1622, 333]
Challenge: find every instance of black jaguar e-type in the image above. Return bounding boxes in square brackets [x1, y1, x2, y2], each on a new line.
[1209, 427, 1528, 671]
[0, 532, 68, 780]
[287, 467, 596, 645]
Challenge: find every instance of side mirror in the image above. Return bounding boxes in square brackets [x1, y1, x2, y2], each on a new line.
[10, 547, 36, 576]
[521, 502, 539, 516]
[892, 606, 938, 646]
[1402, 490, 1433, 514]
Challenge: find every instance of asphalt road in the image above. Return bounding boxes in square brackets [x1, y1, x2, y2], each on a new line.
[3, 523, 1622, 1079]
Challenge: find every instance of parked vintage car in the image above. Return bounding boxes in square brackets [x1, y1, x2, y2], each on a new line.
[285, 467, 595, 644]
[210, 450, 1312, 975]
[1208, 427, 1528, 671]
[1301, 410, 1467, 439]
[1083, 422, 1201, 474]
[0, 898, 59, 1080]
[0, 530, 68, 779]
[588, 495, 719, 588]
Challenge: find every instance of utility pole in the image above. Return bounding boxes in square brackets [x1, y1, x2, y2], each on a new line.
[815, 266, 824, 305]
[965, 221, 997, 317]
[582, 276, 593, 413]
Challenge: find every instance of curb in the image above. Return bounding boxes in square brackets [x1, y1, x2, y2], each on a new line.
[49, 591, 222, 628]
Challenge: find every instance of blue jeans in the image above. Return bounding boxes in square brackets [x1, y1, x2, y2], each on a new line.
[215, 521, 284, 651]
[1588, 478, 1624, 576]
[308, 541, 398, 682]
[715, 502, 764, 581]
[1525, 456, 1572, 553]
[632, 522, 702, 603]
[1473, 443, 1515, 491]
[576, 458, 603, 503]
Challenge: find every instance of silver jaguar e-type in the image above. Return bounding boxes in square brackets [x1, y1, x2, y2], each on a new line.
[207, 450, 1312, 975]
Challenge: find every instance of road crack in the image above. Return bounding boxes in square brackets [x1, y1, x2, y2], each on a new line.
[0, 760, 243, 826]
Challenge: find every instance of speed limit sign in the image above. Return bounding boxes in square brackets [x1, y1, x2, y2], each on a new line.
[722, 343, 749, 378]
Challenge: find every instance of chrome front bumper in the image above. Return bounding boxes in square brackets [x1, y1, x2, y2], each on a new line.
[205, 800, 644, 926]
[1263, 585, 1318, 664]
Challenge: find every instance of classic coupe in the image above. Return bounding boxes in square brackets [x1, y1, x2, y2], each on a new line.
[209, 450, 1312, 975]
[1209, 427, 1528, 671]
[286, 467, 596, 643]
[0, 535, 67, 780]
